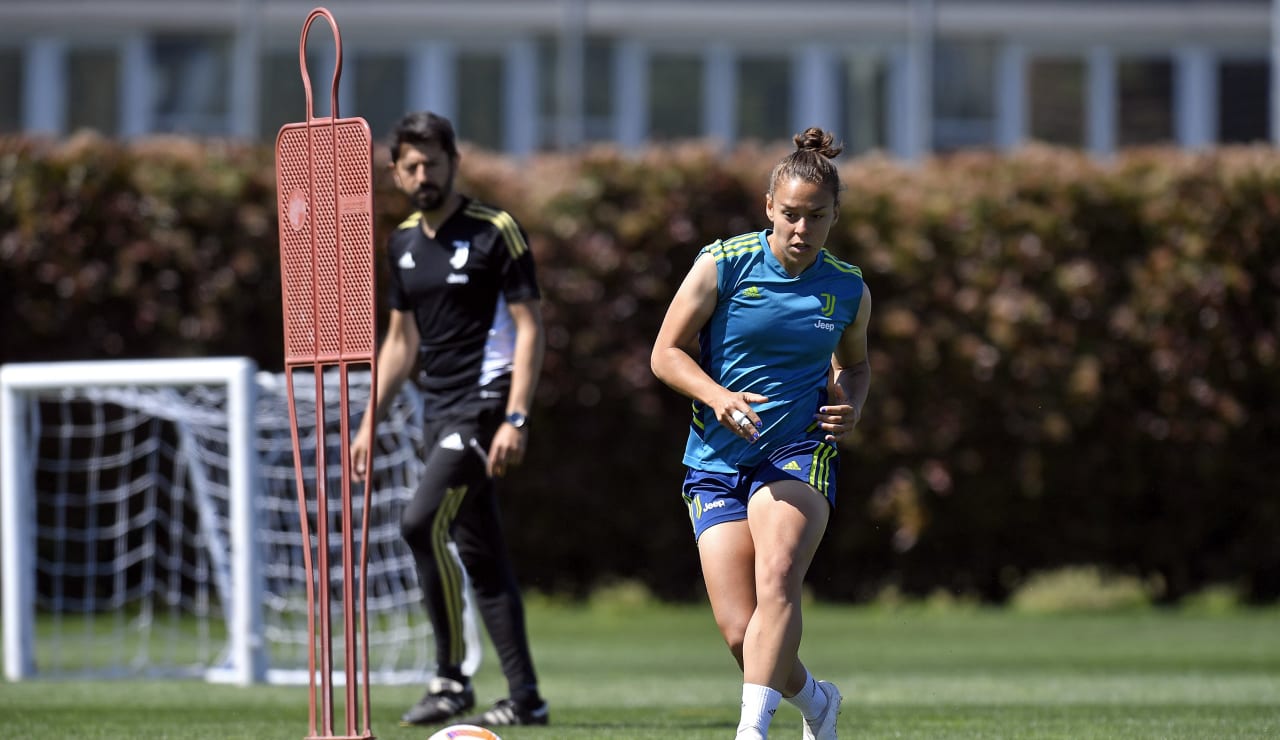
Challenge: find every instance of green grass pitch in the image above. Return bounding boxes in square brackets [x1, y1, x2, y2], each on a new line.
[3, 601, 1278, 738]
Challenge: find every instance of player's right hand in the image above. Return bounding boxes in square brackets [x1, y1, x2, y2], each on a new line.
[713, 391, 768, 442]
[350, 428, 372, 482]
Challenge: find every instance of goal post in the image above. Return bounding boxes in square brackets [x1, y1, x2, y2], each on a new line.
[0, 356, 480, 686]
[1, 357, 263, 684]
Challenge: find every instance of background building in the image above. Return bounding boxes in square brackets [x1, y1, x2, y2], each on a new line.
[0, 0, 1273, 159]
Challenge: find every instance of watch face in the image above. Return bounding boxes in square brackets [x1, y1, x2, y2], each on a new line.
[506, 412, 527, 429]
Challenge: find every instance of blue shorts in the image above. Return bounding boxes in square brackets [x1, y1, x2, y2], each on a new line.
[681, 439, 839, 541]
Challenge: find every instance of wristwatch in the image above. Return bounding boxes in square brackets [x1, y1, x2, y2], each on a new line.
[505, 411, 528, 430]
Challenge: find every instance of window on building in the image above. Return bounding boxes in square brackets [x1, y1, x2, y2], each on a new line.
[1219, 59, 1269, 144]
[537, 36, 559, 149]
[456, 51, 504, 151]
[67, 48, 119, 136]
[0, 49, 21, 133]
[151, 35, 231, 135]
[649, 53, 702, 141]
[354, 53, 407, 146]
[737, 55, 790, 143]
[1029, 57, 1085, 147]
[1118, 58, 1173, 146]
[839, 51, 888, 156]
[933, 39, 996, 151]
[536, 34, 613, 148]
[259, 50, 324, 140]
[583, 37, 614, 142]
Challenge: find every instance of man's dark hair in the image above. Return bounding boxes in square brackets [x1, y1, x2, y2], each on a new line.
[390, 111, 459, 162]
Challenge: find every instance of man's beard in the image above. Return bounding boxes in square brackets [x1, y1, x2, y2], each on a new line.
[411, 185, 448, 212]
[411, 168, 455, 212]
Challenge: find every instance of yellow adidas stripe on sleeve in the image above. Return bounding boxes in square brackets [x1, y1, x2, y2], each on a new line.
[704, 233, 761, 262]
[821, 251, 863, 276]
[397, 211, 422, 230]
[466, 203, 529, 259]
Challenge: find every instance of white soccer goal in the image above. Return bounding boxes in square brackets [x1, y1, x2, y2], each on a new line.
[1, 357, 480, 686]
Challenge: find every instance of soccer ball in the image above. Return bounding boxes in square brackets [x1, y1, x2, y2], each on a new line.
[425, 725, 502, 740]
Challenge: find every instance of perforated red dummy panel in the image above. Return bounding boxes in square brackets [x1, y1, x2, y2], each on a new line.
[276, 118, 374, 365]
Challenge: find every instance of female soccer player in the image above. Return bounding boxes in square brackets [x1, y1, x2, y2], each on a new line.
[651, 128, 871, 740]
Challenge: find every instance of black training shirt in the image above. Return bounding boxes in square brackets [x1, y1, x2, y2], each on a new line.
[385, 197, 540, 407]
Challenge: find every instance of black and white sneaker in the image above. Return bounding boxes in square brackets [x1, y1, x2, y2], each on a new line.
[400, 677, 475, 726]
[457, 697, 550, 727]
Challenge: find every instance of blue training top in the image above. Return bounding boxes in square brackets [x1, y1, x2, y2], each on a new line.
[682, 230, 866, 473]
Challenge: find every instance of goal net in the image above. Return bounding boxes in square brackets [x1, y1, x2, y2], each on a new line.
[1, 357, 480, 685]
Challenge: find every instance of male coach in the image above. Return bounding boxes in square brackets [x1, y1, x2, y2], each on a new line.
[350, 111, 548, 729]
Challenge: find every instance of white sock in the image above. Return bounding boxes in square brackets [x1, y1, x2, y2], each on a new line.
[736, 682, 781, 738]
[786, 670, 829, 722]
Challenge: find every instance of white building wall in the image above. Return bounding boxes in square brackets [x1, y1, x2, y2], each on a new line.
[1175, 44, 1217, 148]
[408, 41, 456, 124]
[614, 39, 649, 151]
[504, 38, 539, 157]
[995, 42, 1027, 151]
[0, 1, 1273, 156]
[792, 44, 840, 137]
[703, 42, 737, 148]
[1087, 46, 1118, 157]
[22, 37, 66, 135]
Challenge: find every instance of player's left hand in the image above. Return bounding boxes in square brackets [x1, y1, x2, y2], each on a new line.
[488, 422, 526, 478]
[815, 383, 860, 443]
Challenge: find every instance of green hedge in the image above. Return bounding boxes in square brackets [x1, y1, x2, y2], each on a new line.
[3, 133, 1277, 603]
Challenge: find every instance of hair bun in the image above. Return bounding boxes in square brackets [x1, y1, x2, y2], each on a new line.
[793, 127, 844, 159]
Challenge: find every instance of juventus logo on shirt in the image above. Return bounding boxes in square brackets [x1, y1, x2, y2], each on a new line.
[450, 241, 471, 269]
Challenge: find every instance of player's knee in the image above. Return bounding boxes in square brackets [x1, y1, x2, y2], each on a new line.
[755, 558, 805, 603]
[727, 640, 745, 668]
[716, 614, 749, 655]
[724, 633, 746, 662]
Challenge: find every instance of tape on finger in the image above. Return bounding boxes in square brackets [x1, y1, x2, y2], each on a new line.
[731, 409, 750, 427]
